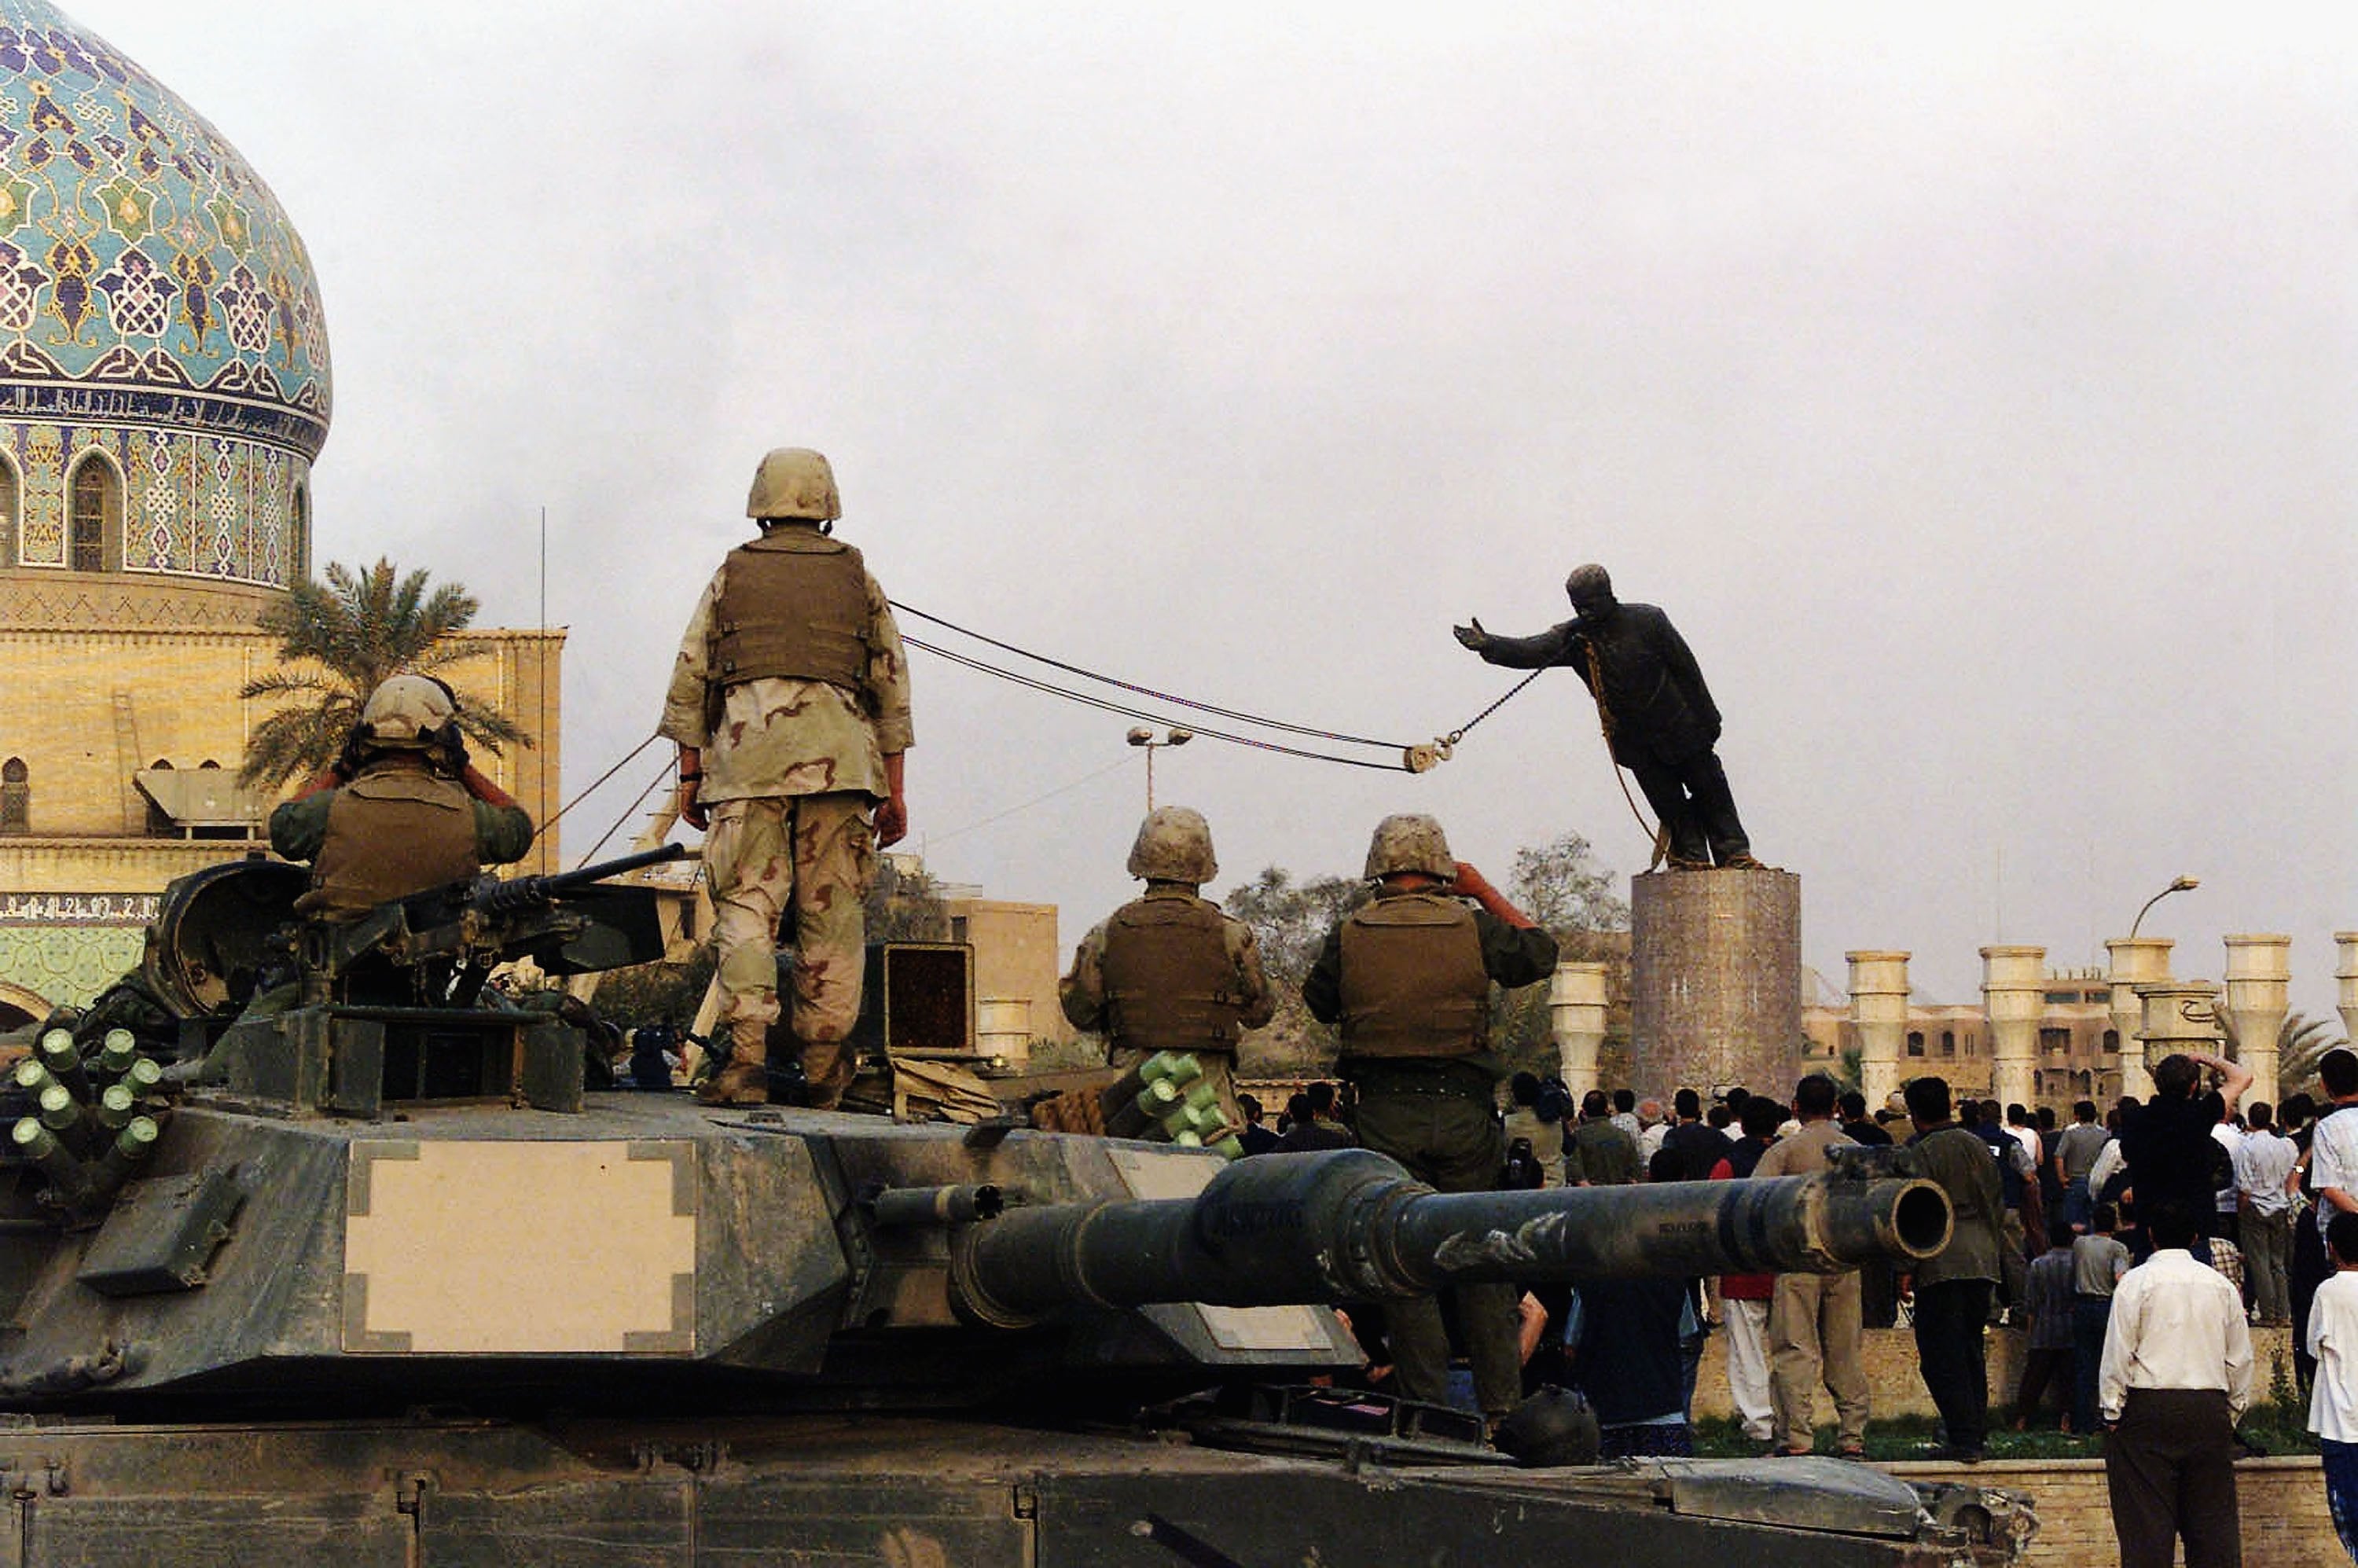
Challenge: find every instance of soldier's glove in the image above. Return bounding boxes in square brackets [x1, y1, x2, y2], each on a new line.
[1452, 618, 1487, 651]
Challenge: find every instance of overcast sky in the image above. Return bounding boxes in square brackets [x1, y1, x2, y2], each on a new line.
[86, 2, 2358, 1019]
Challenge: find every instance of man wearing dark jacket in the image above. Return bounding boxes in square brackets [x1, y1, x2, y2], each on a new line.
[1453, 564, 1757, 869]
[1906, 1076, 2005, 1460]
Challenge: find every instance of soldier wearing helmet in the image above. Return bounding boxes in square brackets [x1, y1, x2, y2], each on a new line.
[1059, 807, 1275, 1131]
[1454, 564, 1760, 871]
[659, 448, 913, 1108]
[1301, 813, 1559, 1427]
[269, 674, 534, 922]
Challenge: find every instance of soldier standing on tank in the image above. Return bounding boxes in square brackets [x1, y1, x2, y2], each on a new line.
[1302, 813, 1559, 1427]
[660, 448, 913, 1108]
[270, 674, 534, 920]
[1453, 564, 1759, 870]
[1060, 807, 1275, 1133]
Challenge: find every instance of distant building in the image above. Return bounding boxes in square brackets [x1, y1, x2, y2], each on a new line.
[1803, 968, 2122, 1107]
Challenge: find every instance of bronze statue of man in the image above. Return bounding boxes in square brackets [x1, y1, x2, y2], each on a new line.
[1455, 564, 1759, 870]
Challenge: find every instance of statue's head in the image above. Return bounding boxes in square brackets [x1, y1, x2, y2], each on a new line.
[1564, 563, 1615, 618]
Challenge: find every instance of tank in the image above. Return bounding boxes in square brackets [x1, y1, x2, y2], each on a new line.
[0, 856, 2036, 1566]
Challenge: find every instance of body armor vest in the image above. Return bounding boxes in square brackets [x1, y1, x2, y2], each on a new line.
[1100, 894, 1243, 1056]
[297, 764, 481, 921]
[1336, 893, 1489, 1059]
[711, 533, 869, 693]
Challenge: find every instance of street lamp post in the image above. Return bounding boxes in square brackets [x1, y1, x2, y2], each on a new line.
[2128, 874, 2200, 941]
[1126, 726, 1192, 811]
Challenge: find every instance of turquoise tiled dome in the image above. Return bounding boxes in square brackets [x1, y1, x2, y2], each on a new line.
[0, 0, 329, 587]
[0, 0, 329, 446]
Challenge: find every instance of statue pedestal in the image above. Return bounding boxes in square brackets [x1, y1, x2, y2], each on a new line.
[1631, 867, 1802, 1100]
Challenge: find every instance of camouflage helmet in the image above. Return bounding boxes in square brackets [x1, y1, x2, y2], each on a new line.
[1564, 562, 1614, 604]
[1126, 806, 1218, 883]
[1363, 813, 1455, 879]
[358, 675, 457, 750]
[746, 447, 842, 522]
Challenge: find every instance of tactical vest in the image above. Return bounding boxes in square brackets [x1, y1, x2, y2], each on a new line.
[297, 763, 481, 921]
[1100, 894, 1243, 1056]
[1336, 893, 1489, 1059]
[711, 531, 869, 694]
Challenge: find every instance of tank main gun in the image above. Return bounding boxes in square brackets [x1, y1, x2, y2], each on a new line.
[949, 1144, 1947, 1327]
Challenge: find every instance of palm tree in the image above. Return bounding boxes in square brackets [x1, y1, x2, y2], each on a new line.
[237, 558, 532, 790]
[2265, 1012, 2349, 1102]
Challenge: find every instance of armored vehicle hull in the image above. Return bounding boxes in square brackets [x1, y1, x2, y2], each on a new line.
[0, 1413, 2028, 1566]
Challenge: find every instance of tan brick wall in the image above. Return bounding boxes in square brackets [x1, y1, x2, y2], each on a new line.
[1882, 1456, 2337, 1567]
[1692, 1323, 2298, 1423]
[0, 598, 563, 875]
[946, 898, 1069, 1056]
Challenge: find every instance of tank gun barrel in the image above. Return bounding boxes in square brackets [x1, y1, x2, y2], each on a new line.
[950, 1145, 1948, 1328]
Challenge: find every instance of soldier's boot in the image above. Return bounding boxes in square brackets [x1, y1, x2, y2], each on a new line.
[1720, 853, 1768, 871]
[696, 1023, 770, 1106]
[798, 1035, 855, 1112]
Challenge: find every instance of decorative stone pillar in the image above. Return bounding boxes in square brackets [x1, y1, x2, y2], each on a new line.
[1847, 950, 1911, 1111]
[2106, 938, 2174, 1101]
[1981, 946, 2046, 1109]
[2136, 980, 2223, 1081]
[2338, 933, 2358, 1050]
[2221, 935, 2292, 1108]
[1630, 867, 1802, 1099]
[1550, 961, 1611, 1098]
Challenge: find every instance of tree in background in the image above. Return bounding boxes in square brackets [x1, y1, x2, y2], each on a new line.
[865, 857, 951, 942]
[2238, 1011, 2349, 1103]
[237, 558, 531, 791]
[1492, 832, 1631, 1081]
[1225, 832, 1629, 1080]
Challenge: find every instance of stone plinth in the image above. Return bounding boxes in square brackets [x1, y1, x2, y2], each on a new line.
[1847, 950, 1911, 1111]
[2136, 979, 2222, 1074]
[1548, 960, 1610, 1097]
[2223, 934, 2292, 1108]
[1981, 945, 2045, 1109]
[2106, 937, 2173, 1100]
[1630, 867, 1800, 1099]
[2337, 932, 2358, 1051]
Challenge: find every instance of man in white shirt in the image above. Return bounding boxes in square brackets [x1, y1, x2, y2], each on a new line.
[2207, 1093, 2244, 1246]
[2307, 1210, 2358, 1564]
[1636, 1098, 1669, 1164]
[2099, 1199, 2254, 1568]
[2313, 1052, 2358, 1248]
[2235, 1101, 2299, 1327]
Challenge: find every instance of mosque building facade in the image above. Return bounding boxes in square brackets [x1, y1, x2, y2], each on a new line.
[0, 0, 560, 1027]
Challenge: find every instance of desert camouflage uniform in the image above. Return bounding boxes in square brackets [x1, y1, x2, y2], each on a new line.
[659, 539, 913, 1103]
[1060, 887, 1276, 1129]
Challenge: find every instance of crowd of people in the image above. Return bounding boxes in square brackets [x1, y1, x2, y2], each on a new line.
[1234, 1050, 2358, 1567]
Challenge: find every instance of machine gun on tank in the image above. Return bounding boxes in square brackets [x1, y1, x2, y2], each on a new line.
[302, 842, 689, 1008]
[161, 843, 692, 1118]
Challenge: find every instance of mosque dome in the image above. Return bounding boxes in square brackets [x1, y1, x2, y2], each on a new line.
[0, 0, 328, 594]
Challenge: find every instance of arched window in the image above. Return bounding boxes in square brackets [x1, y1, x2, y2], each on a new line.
[1907, 1030, 1925, 1058]
[1, 757, 26, 835]
[68, 453, 120, 573]
[2102, 1029, 2120, 1055]
[291, 482, 310, 582]
[0, 451, 17, 567]
[1941, 1030, 1956, 1057]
